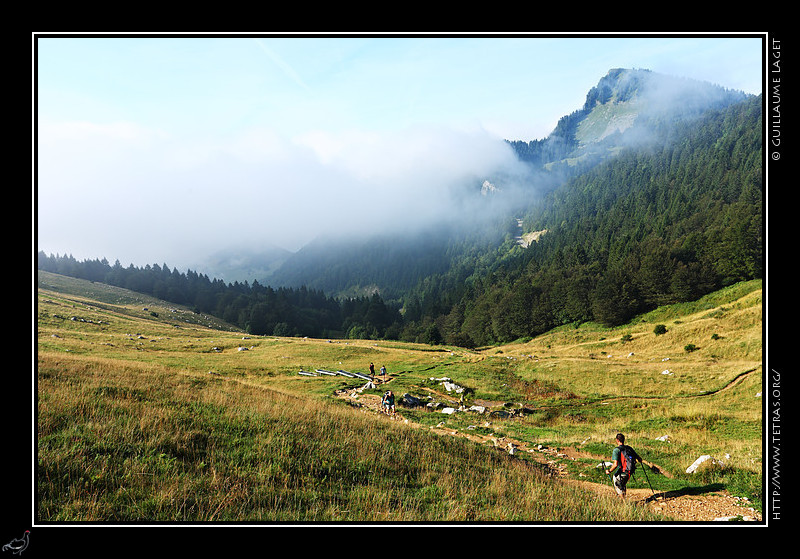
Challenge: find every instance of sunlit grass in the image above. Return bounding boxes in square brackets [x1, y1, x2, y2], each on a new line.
[36, 273, 762, 521]
[37, 351, 664, 522]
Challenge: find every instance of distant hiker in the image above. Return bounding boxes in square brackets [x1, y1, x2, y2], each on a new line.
[380, 365, 387, 381]
[382, 390, 395, 417]
[605, 433, 642, 499]
[369, 362, 375, 381]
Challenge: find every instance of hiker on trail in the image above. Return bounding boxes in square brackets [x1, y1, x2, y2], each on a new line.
[605, 433, 642, 499]
[380, 365, 387, 381]
[382, 390, 395, 417]
[369, 362, 375, 381]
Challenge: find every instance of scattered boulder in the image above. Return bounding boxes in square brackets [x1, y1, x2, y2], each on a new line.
[442, 381, 465, 394]
[686, 454, 725, 474]
[686, 455, 711, 473]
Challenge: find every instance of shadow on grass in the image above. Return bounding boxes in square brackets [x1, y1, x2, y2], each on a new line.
[645, 483, 726, 503]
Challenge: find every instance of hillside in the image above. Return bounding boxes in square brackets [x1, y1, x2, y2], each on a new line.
[509, 68, 748, 170]
[261, 69, 758, 324]
[34, 273, 763, 524]
[403, 93, 762, 347]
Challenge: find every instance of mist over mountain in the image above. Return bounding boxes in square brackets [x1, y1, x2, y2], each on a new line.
[39, 65, 761, 344]
[259, 68, 753, 299]
[194, 243, 292, 285]
[508, 68, 748, 172]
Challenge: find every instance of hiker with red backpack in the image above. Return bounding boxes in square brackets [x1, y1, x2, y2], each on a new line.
[605, 433, 642, 499]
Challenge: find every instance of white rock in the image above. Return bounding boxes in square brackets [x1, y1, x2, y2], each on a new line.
[686, 455, 712, 474]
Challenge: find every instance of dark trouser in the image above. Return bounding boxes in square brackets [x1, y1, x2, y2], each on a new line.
[613, 472, 630, 496]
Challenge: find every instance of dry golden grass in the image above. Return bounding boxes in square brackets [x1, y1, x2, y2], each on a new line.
[36, 273, 763, 522]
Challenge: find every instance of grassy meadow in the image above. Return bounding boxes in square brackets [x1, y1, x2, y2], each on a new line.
[35, 271, 763, 523]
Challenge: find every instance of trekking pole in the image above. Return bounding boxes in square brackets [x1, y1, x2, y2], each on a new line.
[639, 458, 658, 500]
[603, 462, 614, 490]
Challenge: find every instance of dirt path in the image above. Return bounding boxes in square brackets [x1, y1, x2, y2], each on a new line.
[334, 376, 762, 523]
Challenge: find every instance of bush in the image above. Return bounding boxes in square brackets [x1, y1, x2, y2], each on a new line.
[653, 324, 667, 336]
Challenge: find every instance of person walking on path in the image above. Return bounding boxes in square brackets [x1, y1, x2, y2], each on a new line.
[369, 362, 375, 381]
[381, 390, 395, 417]
[605, 433, 642, 499]
[380, 364, 387, 382]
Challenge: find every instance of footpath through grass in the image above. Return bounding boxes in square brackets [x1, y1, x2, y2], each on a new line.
[37, 352, 661, 522]
[35, 272, 763, 522]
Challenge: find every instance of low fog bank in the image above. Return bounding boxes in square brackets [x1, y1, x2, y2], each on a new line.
[37, 120, 546, 272]
[38, 68, 749, 275]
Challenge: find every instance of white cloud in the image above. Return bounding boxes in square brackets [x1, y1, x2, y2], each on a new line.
[37, 115, 523, 267]
[35, 35, 763, 269]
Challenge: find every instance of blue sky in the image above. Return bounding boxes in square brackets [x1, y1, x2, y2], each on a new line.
[35, 34, 764, 269]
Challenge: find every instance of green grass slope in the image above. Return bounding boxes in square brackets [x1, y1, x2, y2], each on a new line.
[35, 272, 762, 523]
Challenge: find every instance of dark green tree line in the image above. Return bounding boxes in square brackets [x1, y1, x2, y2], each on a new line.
[37, 252, 401, 340]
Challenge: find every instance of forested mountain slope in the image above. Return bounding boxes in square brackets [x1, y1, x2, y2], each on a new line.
[406, 94, 762, 347]
[266, 69, 753, 309]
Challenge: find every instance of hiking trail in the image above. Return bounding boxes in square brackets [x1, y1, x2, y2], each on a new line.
[334, 374, 762, 523]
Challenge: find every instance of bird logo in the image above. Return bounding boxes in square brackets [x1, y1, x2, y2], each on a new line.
[2, 531, 29, 556]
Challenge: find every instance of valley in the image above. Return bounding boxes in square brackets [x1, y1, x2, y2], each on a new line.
[33, 65, 766, 528]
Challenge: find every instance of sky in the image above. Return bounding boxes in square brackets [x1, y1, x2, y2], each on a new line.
[35, 33, 764, 270]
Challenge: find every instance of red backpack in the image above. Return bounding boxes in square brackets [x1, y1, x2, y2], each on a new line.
[619, 445, 638, 476]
